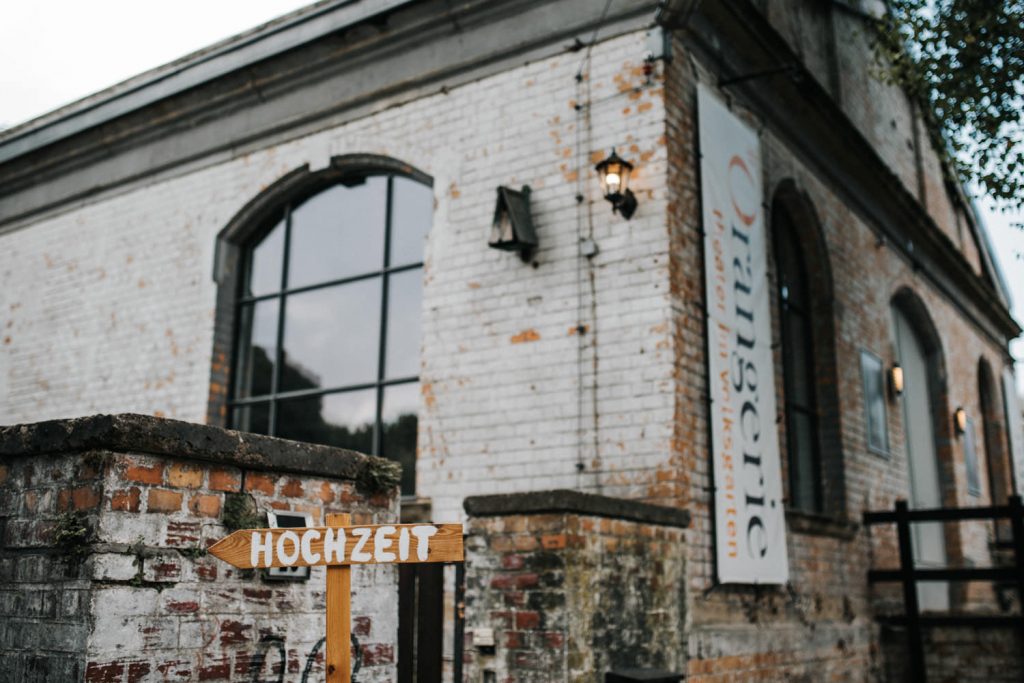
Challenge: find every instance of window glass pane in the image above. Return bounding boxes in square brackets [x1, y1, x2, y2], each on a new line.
[234, 299, 279, 399]
[246, 219, 285, 297]
[276, 389, 376, 454]
[287, 179, 387, 288]
[964, 417, 982, 497]
[777, 232, 805, 305]
[279, 280, 381, 392]
[382, 382, 419, 495]
[788, 410, 819, 511]
[385, 269, 423, 380]
[389, 177, 433, 267]
[232, 403, 271, 436]
[783, 312, 812, 407]
[861, 351, 889, 454]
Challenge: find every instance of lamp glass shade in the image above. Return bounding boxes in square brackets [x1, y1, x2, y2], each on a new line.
[595, 149, 633, 202]
[954, 407, 968, 435]
[889, 363, 904, 396]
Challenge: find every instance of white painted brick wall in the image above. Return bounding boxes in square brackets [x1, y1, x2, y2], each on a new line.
[0, 29, 676, 523]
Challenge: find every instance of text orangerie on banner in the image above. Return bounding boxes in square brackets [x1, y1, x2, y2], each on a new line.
[699, 83, 790, 585]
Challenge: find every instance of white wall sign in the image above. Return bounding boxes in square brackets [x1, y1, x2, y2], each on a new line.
[699, 83, 789, 584]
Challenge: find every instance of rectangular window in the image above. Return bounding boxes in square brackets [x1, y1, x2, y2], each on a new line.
[964, 417, 982, 497]
[860, 350, 890, 456]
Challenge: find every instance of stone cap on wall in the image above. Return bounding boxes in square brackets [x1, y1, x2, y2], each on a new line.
[464, 489, 691, 529]
[0, 413, 388, 483]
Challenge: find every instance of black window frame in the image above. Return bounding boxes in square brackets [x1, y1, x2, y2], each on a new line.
[221, 165, 431, 495]
[773, 210, 824, 514]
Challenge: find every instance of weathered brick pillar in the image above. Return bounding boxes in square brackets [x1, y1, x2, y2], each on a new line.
[0, 414, 401, 683]
[462, 490, 689, 682]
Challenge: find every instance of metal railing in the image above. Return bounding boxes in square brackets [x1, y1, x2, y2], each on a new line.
[863, 495, 1024, 682]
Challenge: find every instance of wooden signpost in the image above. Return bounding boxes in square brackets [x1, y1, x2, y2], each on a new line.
[209, 515, 463, 682]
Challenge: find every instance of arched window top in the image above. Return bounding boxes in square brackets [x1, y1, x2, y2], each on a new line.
[215, 158, 433, 496]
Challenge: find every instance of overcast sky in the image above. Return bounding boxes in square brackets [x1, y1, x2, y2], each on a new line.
[1, 0, 1021, 390]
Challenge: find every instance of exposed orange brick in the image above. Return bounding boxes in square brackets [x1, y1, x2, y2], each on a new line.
[147, 489, 183, 513]
[317, 482, 335, 504]
[541, 534, 566, 550]
[110, 487, 141, 512]
[208, 468, 241, 492]
[24, 490, 39, 513]
[125, 462, 163, 485]
[72, 486, 101, 510]
[167, 463, 202, 489]
[280, 478, 303, 497]
[189, 494, 222, 518]
[510, 328, 541, 344]
[244, 472, 275, 495]
[0, 464, 8, 484]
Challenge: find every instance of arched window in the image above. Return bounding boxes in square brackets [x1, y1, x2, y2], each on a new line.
[227, 167, 432, 495]
[979, 358, 1011, 506]
[769, 181, 846, 520]
[773, 205, 822, 512]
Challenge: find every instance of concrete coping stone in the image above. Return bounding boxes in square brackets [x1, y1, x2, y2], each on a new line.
[0, 412, 380, 482]
[463, 489, 691, 529]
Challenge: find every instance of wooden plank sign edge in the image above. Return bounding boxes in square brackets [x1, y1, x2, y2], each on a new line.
[208, 523, 463, 569]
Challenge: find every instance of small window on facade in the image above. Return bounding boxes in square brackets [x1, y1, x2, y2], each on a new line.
[774, 210, 822, 513]
[230, 173, 432, 495]
[860, 350, 890, 455]
[963, 416, 982, 497]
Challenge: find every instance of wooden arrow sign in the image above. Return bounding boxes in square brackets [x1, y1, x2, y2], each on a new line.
[209, 523, 463, 569]
[209, 518, 463, 683]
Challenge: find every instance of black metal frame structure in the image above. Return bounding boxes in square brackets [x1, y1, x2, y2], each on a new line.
[864, 496, 1024, 682]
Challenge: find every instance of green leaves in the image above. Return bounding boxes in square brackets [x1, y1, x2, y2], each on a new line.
[874, 0, 1024, 209]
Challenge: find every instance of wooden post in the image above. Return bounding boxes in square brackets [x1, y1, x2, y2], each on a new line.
[326, 513, 352, 683]
[895, 500, 925, 683]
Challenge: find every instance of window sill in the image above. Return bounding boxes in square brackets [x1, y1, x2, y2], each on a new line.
[785, 509, 859, 541]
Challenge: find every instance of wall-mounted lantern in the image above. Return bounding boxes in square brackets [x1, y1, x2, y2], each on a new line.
[595, 148, 638, 219]
[954, 407, 968, 436]
[489, 185, 538, 261]
[889, 363, 904, 398]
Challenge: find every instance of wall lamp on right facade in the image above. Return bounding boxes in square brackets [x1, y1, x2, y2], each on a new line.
[595, 148, 638, 219]
[889, 362, 904, 398]
[954, 407, 968, 436]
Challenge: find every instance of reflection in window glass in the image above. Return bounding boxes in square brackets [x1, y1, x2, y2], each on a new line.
[390, 176, 433, 267]
[246, 220, 285, 297]
[280, 280, 382, 392]
[276, 389, 377, 455]
[235, 299, 279, 399]
[382, 383, 419, 495]
[232, 403, 271, 436]
[860, 350, 890, 455]
[229, 171, 431, 495]
[385, 269, 423, 380]
[775, 208, 822, 513]
[287, 179, 387, 288]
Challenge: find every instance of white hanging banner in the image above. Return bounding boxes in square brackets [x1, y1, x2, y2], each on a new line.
[699, 83, 789, 584]
[1002, 368, 1024, 495]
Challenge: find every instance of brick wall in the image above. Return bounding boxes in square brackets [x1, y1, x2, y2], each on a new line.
[0, 414, 400, 683]
[461, 491, 689, 683]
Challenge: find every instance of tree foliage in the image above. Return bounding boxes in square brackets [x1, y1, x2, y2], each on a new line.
[875, 0, 1024, 211]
